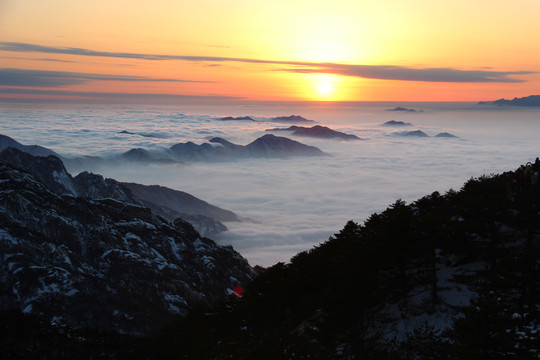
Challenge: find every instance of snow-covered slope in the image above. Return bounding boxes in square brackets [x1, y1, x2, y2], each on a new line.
[0, 161, 254, 335]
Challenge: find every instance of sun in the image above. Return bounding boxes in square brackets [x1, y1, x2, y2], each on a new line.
[310, 74, 339, 100]
[298, 74, 347, 101]
[317, 81, 334, 96]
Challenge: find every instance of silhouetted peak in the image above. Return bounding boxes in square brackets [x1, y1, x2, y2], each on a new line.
[208, 137, 240, 148]
[0, 147, 75, 195]
[0, 133, 59, 157]
[385, 107, 423, 112]
[381, 120, 413, 126]
[220, 116, 256, 121]
[271, 115, 315, 123]
[435, 132, 458, 138]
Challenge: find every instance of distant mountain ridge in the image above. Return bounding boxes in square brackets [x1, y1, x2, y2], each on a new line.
[0, 144, 237, 236]
[217, 115, 315, 123]
[271, 115, 315, 123]
[478, 95, 540, 106]
[385, 107, 423, 112]
[219, 116, 256, 121]
[168, 134, 327, 162]
[392, 130, 459, 138]
[1, 132, 326, 170]
[265, 125, 361, 140]
[381, 120, 413, 126]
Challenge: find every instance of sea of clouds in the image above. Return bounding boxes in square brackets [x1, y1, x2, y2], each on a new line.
[2, 102, 539, 266]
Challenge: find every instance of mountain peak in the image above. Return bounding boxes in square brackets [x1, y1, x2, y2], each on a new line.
[0, 147, 75, 195]
[246, 134, 327, 158]
[0, 134, 59, 158]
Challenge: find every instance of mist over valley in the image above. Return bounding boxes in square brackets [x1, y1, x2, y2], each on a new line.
[2, 102, 539, 266]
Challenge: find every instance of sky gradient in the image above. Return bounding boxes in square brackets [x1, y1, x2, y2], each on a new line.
[1, 0, 539, 103]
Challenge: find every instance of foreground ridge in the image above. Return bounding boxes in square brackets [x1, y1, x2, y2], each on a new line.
[2, 158, 539, 359]
[136, 159, 540, 359]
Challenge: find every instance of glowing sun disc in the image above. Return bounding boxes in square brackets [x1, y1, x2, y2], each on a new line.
[318, 81, 334, 95]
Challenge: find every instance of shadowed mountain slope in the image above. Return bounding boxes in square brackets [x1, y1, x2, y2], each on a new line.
[0, 147, 236, 236]
[134, 159, 540, 359]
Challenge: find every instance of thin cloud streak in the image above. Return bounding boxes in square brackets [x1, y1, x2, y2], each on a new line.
[3, 56, 75, 63]
[0, 87, 243, 103]
[1, 42, 536, 83]
[0, 68, 213, 87]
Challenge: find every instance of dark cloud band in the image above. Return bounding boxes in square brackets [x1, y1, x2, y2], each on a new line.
[0, 41, 536, 83]
[0, 68, 212, 87]
[285, 65, 534, 83]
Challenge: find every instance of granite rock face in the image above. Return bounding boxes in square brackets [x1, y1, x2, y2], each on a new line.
[0, 158, 254, 336]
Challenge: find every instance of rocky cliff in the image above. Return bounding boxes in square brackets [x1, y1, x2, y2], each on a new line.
[0, 157, 254, 336]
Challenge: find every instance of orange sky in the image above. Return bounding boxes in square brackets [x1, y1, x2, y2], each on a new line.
[1, 0, 539, 103]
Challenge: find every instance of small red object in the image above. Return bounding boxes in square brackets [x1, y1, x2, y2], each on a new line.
[232, 285, 244, 296]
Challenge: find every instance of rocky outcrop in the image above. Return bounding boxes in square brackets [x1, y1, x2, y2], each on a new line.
[0, 146, 76, 196]
[122, 182, 239, 236]
[122, 182, 238, 222]
[0, 147, 235, 237]
[0, 162, 254, 336]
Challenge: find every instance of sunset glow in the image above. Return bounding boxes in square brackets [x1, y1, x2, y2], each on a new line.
[1, 0, 539, 103]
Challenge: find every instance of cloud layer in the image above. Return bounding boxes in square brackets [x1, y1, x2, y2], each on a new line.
[2, 103, 539, 266]
[1, 42, 535, 83]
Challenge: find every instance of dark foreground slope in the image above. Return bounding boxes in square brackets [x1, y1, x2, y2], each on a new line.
[2, 158, 539, 359]
[135, 160, 540, 359]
